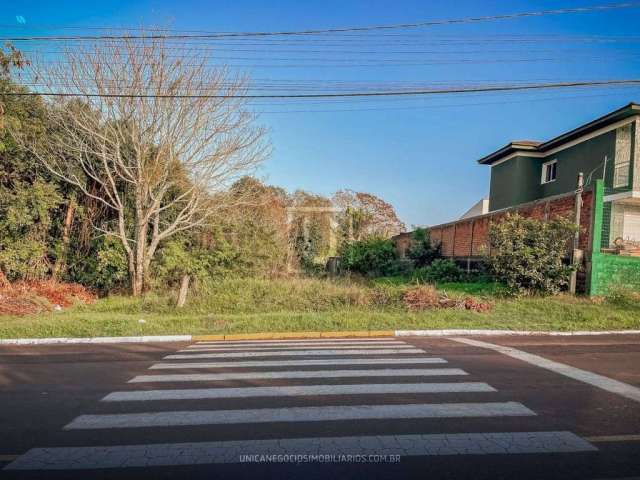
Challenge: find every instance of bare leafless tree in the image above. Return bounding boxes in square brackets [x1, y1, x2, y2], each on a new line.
[12, 31, 269, 295]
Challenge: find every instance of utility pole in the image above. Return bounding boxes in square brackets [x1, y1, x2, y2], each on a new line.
[569, 172, 584, 294]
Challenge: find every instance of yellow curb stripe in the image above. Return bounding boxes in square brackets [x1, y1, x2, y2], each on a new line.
[584, 434, 640, 443]
[192, 331, 394, 341]
[192, 335, 225, 341]
[365, 330, 395, 337]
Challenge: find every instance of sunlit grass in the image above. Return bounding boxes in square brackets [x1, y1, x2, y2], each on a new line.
[0, 277, 638, 338]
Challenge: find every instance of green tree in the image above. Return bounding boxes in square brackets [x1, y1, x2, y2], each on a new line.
[0, 45, 70, 281]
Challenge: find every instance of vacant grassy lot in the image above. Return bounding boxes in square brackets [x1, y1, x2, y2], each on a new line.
[0, 277, 639, 338]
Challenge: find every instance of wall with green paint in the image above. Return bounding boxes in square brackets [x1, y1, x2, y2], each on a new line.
[590, 254, 640, 295]
[488, 156, 541, 211]
[601, 201, 612, 248]
[488, 125, 634, 212]
[588, 179, 640, 295]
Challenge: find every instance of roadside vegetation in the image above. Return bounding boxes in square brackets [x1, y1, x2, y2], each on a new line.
[0, 41, 638, 339]
[1, 277, 639, 338]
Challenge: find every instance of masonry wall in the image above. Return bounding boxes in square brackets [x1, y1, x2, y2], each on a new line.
[402, 189, 594, 264]
[590, 254, 640, 295]
[588, 179, 640, 295]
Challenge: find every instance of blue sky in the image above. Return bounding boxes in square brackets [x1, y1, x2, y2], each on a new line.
[4, 1, 640, 227]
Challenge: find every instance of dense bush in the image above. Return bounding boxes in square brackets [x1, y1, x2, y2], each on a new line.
[407, 228, 441, 267]
[488, 213, 577, 295]
[154, 236, 240, 286]
[413, 259, 464, 283]
[68, 237, 129, 293]
[340, 237, 398, 276]
[0, 181, 62, 280]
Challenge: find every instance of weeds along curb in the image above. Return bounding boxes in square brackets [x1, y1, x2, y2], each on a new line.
[2, 329, 640, 345]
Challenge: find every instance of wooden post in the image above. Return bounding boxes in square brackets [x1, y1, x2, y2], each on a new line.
[176, 274, 190, 308]
[569, 172, 584, 294]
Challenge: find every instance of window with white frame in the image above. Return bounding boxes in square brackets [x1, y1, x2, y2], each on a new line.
[613, 124, 632, 188]
[541, 159, 557, 184]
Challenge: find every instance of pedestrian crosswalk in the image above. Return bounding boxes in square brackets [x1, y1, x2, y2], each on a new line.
[4, 337, 597, 472]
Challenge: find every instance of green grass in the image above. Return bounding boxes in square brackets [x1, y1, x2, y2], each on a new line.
[1, 277, 639, 338]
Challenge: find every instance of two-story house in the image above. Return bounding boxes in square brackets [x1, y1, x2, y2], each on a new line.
[479, 102, 640, 249]
[393, 102, 640, 294]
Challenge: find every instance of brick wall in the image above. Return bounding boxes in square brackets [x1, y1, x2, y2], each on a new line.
[405, 189, 594, 262]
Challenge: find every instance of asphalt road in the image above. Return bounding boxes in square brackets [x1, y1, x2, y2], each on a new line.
[1, 334, 639, 479]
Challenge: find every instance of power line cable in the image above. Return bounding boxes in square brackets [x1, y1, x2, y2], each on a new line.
[2, 3, 638, 41]
[5, 79, 640, 99]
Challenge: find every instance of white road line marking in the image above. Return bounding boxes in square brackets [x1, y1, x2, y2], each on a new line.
[150, 357, 448, 369]
[190, 340, 407, 347]
[64, 402, 535, 429]
[195, 338, 397, 345]
[452, 337, 640, 404]
[5, 431, 596, 470]
[103, 382, 495, 401]
[165, 348, 424, 359]
[130, 368, 468, 383]
[185, 343, 407, 351]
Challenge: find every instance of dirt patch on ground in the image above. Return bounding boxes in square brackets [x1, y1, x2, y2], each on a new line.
[403, 285, 492, 313]
[0, 280, 96, 316]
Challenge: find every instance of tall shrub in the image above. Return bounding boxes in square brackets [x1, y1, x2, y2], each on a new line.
[488, 213, 577, 295]
[340, 237, 398, 276]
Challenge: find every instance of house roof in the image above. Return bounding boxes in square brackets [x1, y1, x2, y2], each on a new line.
[477, 102, 640, 165]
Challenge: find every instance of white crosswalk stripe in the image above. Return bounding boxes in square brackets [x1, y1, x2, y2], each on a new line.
[129, 368, 468, 383]
[5, 431, 597, 470]
[103, 382, 496, 401]
[150, 357, 448, 369]
[182, 343, 411, 351]
[187, 340, 406, 348]
[194, 338, 397, 345]
[65, 402, 536, 429]
[165, 348, 425, 359]
[4, 337, 598, 472]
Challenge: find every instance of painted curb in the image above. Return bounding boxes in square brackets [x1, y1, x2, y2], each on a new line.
[2, 329, 640, 345]
[0, 335, 193, 345]
[395, 329, 640, 337]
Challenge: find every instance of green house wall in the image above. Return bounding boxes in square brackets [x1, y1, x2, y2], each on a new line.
[488, 125, 635, 212]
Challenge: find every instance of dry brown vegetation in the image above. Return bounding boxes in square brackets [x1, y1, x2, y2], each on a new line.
[0, 280, 95, 316]
[403, 285, 492, 312]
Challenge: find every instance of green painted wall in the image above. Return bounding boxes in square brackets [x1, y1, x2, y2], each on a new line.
[590, 254, 640, 295]
[589, 179, 640, 295]
[488, 126, 634, 212]
[488, 156, 541, 211]
[601, 201, 612, 248]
